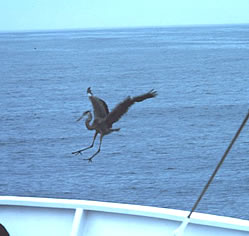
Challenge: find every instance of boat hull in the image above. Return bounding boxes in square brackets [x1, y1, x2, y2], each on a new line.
[1, 196, 249, 236]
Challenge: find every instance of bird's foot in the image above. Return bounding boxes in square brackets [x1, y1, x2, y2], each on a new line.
[72, 150, 82, 155]
[83, 157, 93, 163]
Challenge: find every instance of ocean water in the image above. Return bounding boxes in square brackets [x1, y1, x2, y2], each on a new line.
[1, 25, 249, 220]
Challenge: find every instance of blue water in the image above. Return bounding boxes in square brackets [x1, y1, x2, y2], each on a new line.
[1, 25, 249, 220]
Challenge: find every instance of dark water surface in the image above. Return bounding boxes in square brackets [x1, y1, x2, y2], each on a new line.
[1, 24, 249, 219]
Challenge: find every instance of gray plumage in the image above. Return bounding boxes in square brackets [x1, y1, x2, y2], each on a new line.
[72, 87, 157, 162]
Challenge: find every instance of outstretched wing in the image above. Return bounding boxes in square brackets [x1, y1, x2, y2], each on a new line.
[89, 95, 109, 119]
[106, 89, 157, 127]
[87, 88, 109, 119]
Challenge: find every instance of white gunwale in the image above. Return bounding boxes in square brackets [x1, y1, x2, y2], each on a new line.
[1, 195, 249, 233]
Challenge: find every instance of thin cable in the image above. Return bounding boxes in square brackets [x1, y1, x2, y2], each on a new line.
[188, 110, 249, 218]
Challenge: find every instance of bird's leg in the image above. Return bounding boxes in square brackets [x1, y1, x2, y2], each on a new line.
[72, 131, 98, 155]
[84, 134, 103, 162]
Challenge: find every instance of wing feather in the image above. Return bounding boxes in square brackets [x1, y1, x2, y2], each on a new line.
[89, 96, 109, 119]
[106, 89, 157, 126]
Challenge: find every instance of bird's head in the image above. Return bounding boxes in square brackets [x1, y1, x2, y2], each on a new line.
[83, 110, 91, 116]
[76, 110, 91, 122]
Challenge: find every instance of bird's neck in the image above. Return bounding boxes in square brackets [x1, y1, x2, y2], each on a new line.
[85, 113, 95, 130]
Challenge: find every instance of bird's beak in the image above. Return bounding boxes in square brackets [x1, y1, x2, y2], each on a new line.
[76, 114, 84, 122]
[76, 111, 89, 122]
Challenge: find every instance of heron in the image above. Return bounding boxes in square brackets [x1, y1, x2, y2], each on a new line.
[72, 87, 157, 162]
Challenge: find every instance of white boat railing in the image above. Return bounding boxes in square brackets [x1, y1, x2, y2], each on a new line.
[1, 196, 249, 236]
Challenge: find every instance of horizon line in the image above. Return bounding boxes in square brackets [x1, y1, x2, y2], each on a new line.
[1, 22, 248, 34]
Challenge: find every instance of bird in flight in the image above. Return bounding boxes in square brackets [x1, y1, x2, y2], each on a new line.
[72, 87, 157, 162]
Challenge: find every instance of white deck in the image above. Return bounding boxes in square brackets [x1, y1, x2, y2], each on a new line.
[1, 196, 249, 236]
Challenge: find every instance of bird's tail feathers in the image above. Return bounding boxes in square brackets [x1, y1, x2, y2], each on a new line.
[111, 128, 120, 132]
